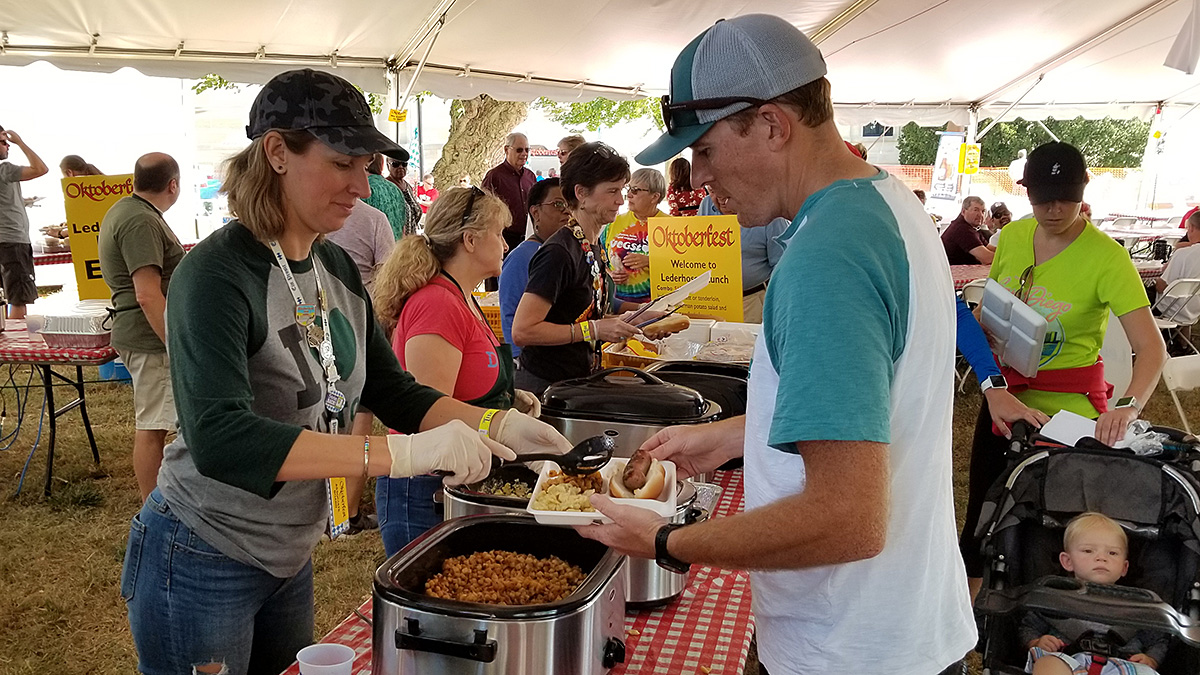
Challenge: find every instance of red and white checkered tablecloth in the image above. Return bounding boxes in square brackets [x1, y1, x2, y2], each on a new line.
[0, 321, 117, 365]
[280, 469, 753, 675]
[950, 264, 990, 291]
[952, 264, 1162, 291]
[33, 242, 196, 267]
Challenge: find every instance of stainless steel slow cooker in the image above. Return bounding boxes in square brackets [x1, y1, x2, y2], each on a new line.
[540, 367, 722, 461]
[373, 514, 627, 675]
[443, 473, 721, 608]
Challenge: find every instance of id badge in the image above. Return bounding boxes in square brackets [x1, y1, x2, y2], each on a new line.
[326, 477, 351, 539]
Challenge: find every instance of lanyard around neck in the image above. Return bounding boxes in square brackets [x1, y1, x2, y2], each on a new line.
[267, 240, 346, 434]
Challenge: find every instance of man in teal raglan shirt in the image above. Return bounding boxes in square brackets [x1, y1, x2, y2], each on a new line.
[577, 15, 975, 675]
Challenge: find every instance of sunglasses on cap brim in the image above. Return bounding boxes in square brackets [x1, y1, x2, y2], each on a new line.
[660, 94, 770, 135]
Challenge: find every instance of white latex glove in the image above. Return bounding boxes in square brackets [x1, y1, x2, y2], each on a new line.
[388, 420, 516, 486]
[513, 389, 541, 418]
[493, 410, 572, 456]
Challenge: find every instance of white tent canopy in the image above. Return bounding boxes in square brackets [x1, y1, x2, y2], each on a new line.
[2, 0, 1199, 126]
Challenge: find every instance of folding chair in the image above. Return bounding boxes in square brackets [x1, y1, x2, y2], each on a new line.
[1167, 216, 1183, 228]
[1161, 354, 1200, 435]
[1110, 216, 1137, 229]
[960, 278, 987, 307]
[1153, 278, 1200, 355]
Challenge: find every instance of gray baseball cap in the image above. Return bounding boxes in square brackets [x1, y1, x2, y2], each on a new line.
[636, 14, 828, 166]
[247, 68, 408, 162]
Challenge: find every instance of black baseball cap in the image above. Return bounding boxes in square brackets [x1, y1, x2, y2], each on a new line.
[246, 69, 408, 162]
[1018, 141, 1088, 204]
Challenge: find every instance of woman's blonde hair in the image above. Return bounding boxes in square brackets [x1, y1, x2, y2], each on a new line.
[220, 129, 318, 241]
[374, 187, 511, 334]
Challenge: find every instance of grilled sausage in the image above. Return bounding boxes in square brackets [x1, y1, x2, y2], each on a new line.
[622, 448, 652, 490]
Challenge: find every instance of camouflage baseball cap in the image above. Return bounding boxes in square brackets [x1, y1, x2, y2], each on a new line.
[247, 69, 408, 162]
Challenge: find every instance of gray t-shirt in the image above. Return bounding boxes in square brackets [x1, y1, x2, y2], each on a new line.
[0, 163, 31, 244]
[158, 222, 441, 578]
[323, 201, 394, 291]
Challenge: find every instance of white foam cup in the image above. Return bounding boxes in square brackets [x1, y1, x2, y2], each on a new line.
[297, 643, 355, 675]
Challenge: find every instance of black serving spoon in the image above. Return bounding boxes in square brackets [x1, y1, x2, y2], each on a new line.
[433, 432, 617, 477]
[510, 433, 617, 475]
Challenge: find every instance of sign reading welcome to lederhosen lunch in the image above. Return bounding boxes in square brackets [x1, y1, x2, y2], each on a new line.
[62, 174, 134, 300]
[647, 214, 744, 321]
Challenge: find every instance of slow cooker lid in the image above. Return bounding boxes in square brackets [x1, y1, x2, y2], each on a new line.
[542, 367, 710, 422]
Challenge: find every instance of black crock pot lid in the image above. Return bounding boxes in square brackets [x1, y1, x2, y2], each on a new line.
[374, 514, 624, 620]
[541, 367, 709, 421]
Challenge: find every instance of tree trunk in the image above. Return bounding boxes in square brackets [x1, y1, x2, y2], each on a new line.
[432, 95, 529, 191]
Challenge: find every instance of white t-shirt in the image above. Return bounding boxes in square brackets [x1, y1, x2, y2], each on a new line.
[744, 171, 975, 674]
[1162, 244, 1200, 323]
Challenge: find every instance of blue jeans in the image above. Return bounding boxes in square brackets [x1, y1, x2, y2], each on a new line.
[122, 489, 315, 675]
[376, 475, 443, 557]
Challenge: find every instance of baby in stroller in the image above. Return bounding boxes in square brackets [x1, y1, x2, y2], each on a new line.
[972, 425, 1200, 675]
[1023, 513, 1169, 674]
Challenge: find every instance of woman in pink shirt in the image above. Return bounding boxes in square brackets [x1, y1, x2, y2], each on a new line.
[373, 187, 547, 554]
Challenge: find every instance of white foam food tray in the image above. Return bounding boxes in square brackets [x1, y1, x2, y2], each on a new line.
[526, 457, 677, 525]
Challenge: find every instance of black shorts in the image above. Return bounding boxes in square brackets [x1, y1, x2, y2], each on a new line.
[0, 243, 37, 305]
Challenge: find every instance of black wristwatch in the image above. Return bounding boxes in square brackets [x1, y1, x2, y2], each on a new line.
[655, 524, 690, 573]
[1115, 396, 1140, 412]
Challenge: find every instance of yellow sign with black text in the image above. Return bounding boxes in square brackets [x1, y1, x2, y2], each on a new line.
[387, 108, 408, 123]
[647, 215, 743, 321]
[958, 143, 981, 175]
[61, 174, 134, 300]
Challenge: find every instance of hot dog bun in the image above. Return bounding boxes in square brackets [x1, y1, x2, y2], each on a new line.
[641, 314, 690, 340]
[610, 458, 666, 500]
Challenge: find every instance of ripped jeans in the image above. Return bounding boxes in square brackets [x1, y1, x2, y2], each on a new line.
[122, 489, 314, 675]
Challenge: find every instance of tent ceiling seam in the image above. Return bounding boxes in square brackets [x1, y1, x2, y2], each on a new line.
[400, 60, 645, 95]
[0, 42, 386, 68]
[976, 0, 1179, 105]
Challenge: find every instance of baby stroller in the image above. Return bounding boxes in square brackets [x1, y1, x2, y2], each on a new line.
[972, 422, 1200, 675]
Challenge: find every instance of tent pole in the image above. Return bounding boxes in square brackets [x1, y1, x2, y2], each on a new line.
[810, 0, 878, 44]
[977, 75, 1043, 141]
[417, 97, 425, 179]
[963, 107, 979, 198]
[397, 16, 444, 113]
[393, 69, 401, 143]
[1035, 120, 1061, 143]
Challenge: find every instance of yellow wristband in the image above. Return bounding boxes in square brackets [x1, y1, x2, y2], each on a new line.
[362, 436, 371, 478]
[478, 408, 500, 436]
[580, 320, 593, 341]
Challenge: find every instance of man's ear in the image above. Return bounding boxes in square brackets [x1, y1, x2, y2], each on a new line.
[758, 103, 793, 151]
[1059, 551, 1074, 572]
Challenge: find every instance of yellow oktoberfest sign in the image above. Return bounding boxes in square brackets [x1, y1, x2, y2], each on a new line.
[647, 215, 743, 321]
[61, 174, 134, 300]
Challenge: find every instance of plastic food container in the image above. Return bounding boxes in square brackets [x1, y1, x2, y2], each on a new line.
[526, 458, 677, 525]
[710, 321, 762, 341]
[38, 303, 112, 348]
[674, 317, 715, 343]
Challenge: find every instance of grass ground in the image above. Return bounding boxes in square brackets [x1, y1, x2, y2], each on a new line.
[0, 363, 1195, 674]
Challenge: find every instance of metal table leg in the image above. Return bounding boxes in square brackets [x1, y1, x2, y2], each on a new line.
[42, 364, 103, 496]
[43, 365, 55, 496]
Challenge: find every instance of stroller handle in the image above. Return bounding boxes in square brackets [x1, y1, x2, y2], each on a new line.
[1008, 420, 1033, 455]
